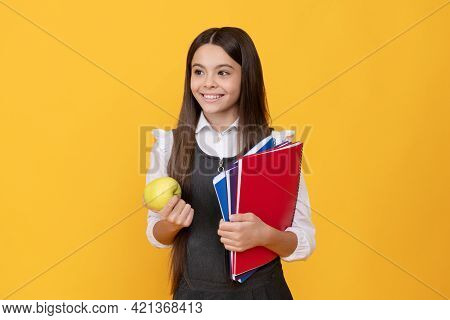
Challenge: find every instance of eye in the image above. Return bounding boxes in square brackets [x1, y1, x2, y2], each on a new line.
[192, 69, 229, 76]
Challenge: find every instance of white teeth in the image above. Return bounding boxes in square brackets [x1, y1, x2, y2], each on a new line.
[203, 94, 223, 99]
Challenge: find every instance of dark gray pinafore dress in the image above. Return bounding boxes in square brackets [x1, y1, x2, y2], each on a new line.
[173, 138, 293, 300]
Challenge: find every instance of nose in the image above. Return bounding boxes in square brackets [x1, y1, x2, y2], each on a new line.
[203, 74, 217, 88]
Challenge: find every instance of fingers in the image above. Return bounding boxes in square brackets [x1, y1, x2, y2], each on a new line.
[217, 229, 236, 240]
[159, 195, 180, 218]
[165, 197, 195, 228]
[184, 209, 194, 227]
[167, 198, 188, 221]
[154, 194, 195, 229]
[176, 207, 194, 228]
[173, 202, 192, 226]
[219, 237, 238, 247]
[230, 212, 255, 222]
[218, 221, 239, 232]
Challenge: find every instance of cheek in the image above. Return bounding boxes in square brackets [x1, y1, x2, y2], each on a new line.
[190, 76, 205, 91]
[222, 81, 240, 98]
[226, 87, 240, 104]
[226, 77, 241, 97]
[190, 79, 199, 92]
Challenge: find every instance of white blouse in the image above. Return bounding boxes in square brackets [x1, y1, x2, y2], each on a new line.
[146, 111, 316, 262]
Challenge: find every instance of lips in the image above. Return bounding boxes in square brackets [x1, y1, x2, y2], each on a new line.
[201, 93, 225, 102]
[201, 93, 225, 97]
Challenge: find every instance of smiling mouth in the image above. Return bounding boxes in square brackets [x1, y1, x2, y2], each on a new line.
[201, 93, 225, 102]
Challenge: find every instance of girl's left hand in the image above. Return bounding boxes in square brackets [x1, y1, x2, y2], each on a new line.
[217, 213, 269, 252]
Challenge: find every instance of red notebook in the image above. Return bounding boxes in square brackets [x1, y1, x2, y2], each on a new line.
[233, 141, 303, 276]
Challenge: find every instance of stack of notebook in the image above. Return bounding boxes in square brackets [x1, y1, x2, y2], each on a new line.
[213, 135, 304, 283]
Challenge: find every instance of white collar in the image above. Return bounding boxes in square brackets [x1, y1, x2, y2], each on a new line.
[195, 110, 239, 134]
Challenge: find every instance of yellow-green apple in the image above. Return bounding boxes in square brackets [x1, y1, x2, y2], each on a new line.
[143, 176, 182, 211]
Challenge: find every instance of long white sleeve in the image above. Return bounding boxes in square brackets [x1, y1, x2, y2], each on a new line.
[145, 129, 174, 249]
[281, 170, 316, 261]
[272, 130, 316, 262]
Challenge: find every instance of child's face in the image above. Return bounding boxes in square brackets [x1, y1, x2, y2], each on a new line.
[190, 44, 242, 117]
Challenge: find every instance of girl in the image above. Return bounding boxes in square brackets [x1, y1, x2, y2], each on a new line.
[146, 27, 316, 299]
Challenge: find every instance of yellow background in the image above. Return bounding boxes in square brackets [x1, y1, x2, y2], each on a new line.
[1, 0, 449, 299]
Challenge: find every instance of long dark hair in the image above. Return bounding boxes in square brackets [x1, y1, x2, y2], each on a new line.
[166, 27, 272, 296]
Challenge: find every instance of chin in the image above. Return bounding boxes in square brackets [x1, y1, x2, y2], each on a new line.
[199, 103, 224, 113]
[202, 106, 230, 116]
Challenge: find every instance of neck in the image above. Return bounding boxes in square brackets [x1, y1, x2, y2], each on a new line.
[203, 107, 239, 133]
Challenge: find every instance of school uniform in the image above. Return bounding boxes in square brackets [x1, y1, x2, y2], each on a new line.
[146, 111, 316, 299]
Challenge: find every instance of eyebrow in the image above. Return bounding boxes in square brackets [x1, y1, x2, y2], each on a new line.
[192, 63, 234, 69]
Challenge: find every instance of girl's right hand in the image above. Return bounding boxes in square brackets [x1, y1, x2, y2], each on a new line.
[156, 195, 194, 230]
